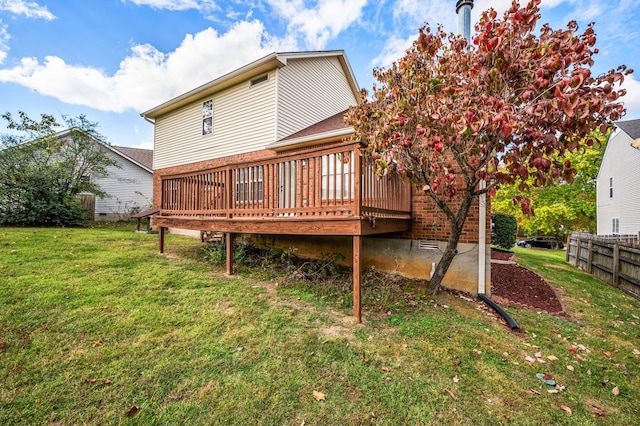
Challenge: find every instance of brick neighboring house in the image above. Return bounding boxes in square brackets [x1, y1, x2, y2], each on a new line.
[141, 51, 490, 320]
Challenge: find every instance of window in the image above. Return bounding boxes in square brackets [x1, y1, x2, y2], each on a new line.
[612, 218, 619, 234]
[202, 100, 213, 135]
[609, 177, 613, 198]
[322, 153, 354, 200]
[235, 166, 263, 203]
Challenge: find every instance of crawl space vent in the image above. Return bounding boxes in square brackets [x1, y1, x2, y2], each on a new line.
[418, 240, 439, 250]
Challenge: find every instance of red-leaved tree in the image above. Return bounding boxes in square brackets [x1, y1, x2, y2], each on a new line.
[345, 0, 632, 294]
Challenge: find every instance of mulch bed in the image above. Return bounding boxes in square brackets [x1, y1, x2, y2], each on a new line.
[491, 249, 564, 314]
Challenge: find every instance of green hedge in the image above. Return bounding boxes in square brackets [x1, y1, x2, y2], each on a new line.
[491, 213, 517, 249]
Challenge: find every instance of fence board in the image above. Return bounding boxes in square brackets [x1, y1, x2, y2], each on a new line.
[567, 232, 640, 300]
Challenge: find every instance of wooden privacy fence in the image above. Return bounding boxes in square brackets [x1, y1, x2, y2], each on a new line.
[566, 232, 640, 300]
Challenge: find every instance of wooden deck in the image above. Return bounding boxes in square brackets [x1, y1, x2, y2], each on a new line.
[155, 141, 412, 321]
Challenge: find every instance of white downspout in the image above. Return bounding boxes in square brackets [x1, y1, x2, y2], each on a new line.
[478, 181, 487, 294]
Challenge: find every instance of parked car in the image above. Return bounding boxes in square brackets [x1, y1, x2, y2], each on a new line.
[517, 236, 564, 249]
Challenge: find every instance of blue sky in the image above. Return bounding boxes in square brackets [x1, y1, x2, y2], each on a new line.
[1, 0, 639, 150]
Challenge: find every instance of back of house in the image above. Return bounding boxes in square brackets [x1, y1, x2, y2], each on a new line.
[142, 50, 490, 305]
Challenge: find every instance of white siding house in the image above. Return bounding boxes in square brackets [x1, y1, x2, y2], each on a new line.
[596, 119, 640, 236]
[93, 145, 153, 221]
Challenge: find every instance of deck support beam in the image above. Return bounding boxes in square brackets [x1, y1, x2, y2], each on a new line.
[159, 226, 165, 253]
[353, 235, 362, 323]
[226, 232, 234, 275]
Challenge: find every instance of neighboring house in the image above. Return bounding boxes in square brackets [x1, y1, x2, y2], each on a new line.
[58, 129, 154, 221]
[596, 119, 640, 236]
[141, 51, 490, 320]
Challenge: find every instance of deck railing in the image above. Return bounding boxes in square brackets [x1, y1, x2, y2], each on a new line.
[160, 142, 411, 220]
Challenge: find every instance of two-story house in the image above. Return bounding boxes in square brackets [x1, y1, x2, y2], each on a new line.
[141, 51, 490, 321]
[597, 119, 640, 236]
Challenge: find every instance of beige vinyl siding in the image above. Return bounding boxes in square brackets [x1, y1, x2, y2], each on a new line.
[596, 129, 640, 235]
[276, 57, 357, 140]
[154, 71, 277, 170]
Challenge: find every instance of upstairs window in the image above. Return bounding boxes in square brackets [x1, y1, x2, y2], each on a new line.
[609, 177, 613, 198]
[202, 100, 213, 135]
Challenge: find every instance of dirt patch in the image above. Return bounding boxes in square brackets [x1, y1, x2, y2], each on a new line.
[491, 250, 564, 314]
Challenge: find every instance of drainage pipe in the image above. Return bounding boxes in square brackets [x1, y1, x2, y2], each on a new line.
[479, 293, 520, 330]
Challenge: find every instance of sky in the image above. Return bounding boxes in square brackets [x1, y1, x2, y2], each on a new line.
[1, 0, 639, 150]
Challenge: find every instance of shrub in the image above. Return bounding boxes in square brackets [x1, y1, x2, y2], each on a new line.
[491, 213, 518, 249]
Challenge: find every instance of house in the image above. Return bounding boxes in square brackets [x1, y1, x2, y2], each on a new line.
[141, 51, 490, 321]
[596, 119, 640, 236]
[57, 129, 154, 221]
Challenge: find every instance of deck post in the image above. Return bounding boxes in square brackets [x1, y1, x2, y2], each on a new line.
[159, 226, 165, 253]
[353, 234, 362, 323]
[226, 232, 234, 275]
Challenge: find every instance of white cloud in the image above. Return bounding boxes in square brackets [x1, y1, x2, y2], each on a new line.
[0, 20, 297, 113]
[0, 0, 56, 20]
[123, 0, 217, 11]
[267, 0, 367, 49]
[620, 74, 640, 120]
[0, 21, 9, 64]
[369, 33, 414, 70]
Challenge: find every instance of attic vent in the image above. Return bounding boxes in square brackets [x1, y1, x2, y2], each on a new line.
[418, 240, 439, 250]
[250, 74, 268, 86]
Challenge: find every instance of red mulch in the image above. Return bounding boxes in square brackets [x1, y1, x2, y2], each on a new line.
[491, 249, 564, 314]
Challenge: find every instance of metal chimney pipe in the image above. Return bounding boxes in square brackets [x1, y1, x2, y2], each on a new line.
[456, 0, 474, 43]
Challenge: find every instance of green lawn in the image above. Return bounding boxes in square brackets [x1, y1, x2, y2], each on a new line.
[1, 226, 638, 425]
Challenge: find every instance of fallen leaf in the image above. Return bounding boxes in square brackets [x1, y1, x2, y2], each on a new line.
[587, 369, 592, 375]
[312, 390, 326, 401]
[473, 349, 481, 356]
[526, 388, 541, 395]
[444, 388, 457, 399]
[569, 348, 577, 354]
[401, 343, 408, 349]
[567, 365, 574, 371]
[236, 346, 244, 351]
[612, 386, 620, 396]
[92, 339, 102, 348]
[85, 378, 97, 384]
[381, 366, 391, 373]
[525, 356, 536, 363]
[560, 405, 572, 415]
[452, 360, 461, 366]
[548, 389, 559, 394]
[359, 353, 370, 363]
[126, 406, 139, 417]
[453, 376, 460, 383]
[604, 351, 611, 358]
[633, 349, 640, 355]
[101, 379, 111, 385]
[534, 352, 543, 358]
[547, 355, 558, 361]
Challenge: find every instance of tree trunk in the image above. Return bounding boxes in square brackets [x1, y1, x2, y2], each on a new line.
[428, 196, 474, 295]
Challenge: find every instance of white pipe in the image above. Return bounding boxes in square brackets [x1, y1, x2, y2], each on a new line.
[478, 180, 487, 294]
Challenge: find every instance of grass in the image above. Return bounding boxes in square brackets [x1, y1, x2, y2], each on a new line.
[0, 225, 639, 425]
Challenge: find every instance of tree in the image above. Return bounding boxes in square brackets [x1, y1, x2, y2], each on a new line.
[0, 111, 118, 226]
[345, 0, 632, 294]
[492, 131, 607, 237]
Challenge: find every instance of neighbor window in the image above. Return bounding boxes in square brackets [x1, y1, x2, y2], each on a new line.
[609, 177, 613, 198]
[202, 99, 213, 135]
[612, 218, 619, 234]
